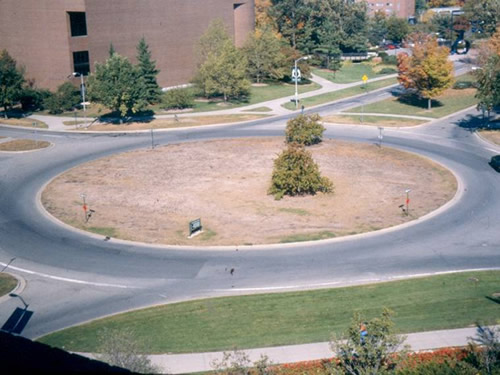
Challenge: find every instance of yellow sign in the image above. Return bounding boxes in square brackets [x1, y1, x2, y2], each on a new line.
[362, 75, 368, 82]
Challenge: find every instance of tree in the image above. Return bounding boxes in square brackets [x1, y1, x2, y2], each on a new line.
[397, 35, 454, 110]
[197, 19, 231, 64]
[269, 142, 333, 200]
[328, 50, 342, 78]
[243, 28, 288, 83]
[87, 53, 148, 120]
[386, 16, 410, 44]
[464, 0, 500, 37]
[136, 37, 161, 104]
[268, 0, 313, 51]
[329, 309, 406, 375]
[108, 43, 116, 57]
[415, 0, 427, 18]
[474, 30, 500, 117]
[368, 11, 388, 47]
[339, 0, 369, 53]
[0, 49, 25, 118]
[285, 113, 325, 146]
[194, 39, 250, 102]
[255, 0, 274, 30]
[97, 328, 158, 374]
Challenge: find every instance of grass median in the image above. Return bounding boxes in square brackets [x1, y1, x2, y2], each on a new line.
[38, 271, 500, 354]
[323, 114, 429, 127]
[282, 77, 398, 111]
[0, 118, 48, 129]
[347, 74, 478, 119]
[0, 273, 17, 297]
[479, 129, 500, 146]
[0, 139, 51, 151]
[78, 114, 270, 131]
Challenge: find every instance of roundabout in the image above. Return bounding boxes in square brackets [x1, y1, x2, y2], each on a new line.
[0, 94, 499, 342]
[41, 138, 456, 246]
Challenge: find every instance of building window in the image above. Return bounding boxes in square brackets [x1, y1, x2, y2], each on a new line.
[73, 51, 90, 75]
[68, 12, 87, 37]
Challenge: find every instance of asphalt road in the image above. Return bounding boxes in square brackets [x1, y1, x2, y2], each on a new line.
[0, 84, 499, 340]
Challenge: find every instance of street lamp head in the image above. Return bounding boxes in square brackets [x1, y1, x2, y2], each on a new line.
[9, 293, 18, 298]
[405, 189, 412, 193]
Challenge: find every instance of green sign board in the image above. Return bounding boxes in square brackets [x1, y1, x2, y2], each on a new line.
[189, 218, 202, 236]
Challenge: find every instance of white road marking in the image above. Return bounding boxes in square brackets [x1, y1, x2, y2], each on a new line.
[0, 261, 137, 289]
[212, 268, 500, 293]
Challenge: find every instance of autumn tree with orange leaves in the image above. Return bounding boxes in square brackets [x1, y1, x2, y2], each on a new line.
[397, 34, 454, 110]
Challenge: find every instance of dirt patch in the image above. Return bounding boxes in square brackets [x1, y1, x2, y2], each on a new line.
[42, 138, 457, 246]
[0, 139, 50, 151]
[479, 130, 500, 146]
[82, 114, 268, 131]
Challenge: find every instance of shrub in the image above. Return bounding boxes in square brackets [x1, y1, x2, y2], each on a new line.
[161, 87, 194, 110]
[19, 87, 51, 111]
[285, 114, 325, 146]
[43, 82, 81, 114]
[378, 51, 389, 60]
[382, 54, 398, 65]
[378, 67, 397, 75]
[269, 143, 333, 200]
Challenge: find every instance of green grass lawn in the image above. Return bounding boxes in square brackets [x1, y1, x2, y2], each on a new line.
[347, 74, 478, 119]
[283, 77, 398, 110]
[38, 271, 500, 354]
[313, 62, 396, 84]
[0, 273, 17, 297]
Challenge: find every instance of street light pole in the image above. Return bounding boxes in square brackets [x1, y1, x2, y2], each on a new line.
[72, 72, 87, 128]
[9, 293, 29, 310]
[294, 56, 309, 110]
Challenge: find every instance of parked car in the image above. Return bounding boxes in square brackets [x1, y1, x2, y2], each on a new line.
[490, 155, 500, 172]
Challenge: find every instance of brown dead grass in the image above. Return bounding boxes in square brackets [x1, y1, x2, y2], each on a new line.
[42, 138, 457, 246]
[82, 114, 269, 131]
[323, 115, 427, 127]
[479, 130, 500, 146]
[0, 139, 51, 151]
[0, 118, 48, 128]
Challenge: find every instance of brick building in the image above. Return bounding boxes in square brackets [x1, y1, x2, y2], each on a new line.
[361, 0, 415, 19]
[0, 0, 255, 90]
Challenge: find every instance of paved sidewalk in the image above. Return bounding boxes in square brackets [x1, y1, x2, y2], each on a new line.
[136, 326, 484, 373]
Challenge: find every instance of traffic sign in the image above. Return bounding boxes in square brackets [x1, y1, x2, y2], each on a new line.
[362, 74, 368, 82]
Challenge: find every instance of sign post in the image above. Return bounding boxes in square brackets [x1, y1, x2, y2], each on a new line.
[378, 127, 384, 147]
[80, 193, 87, 222]
[361, 75, 368, 123]
[405, 189, 411, 216]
